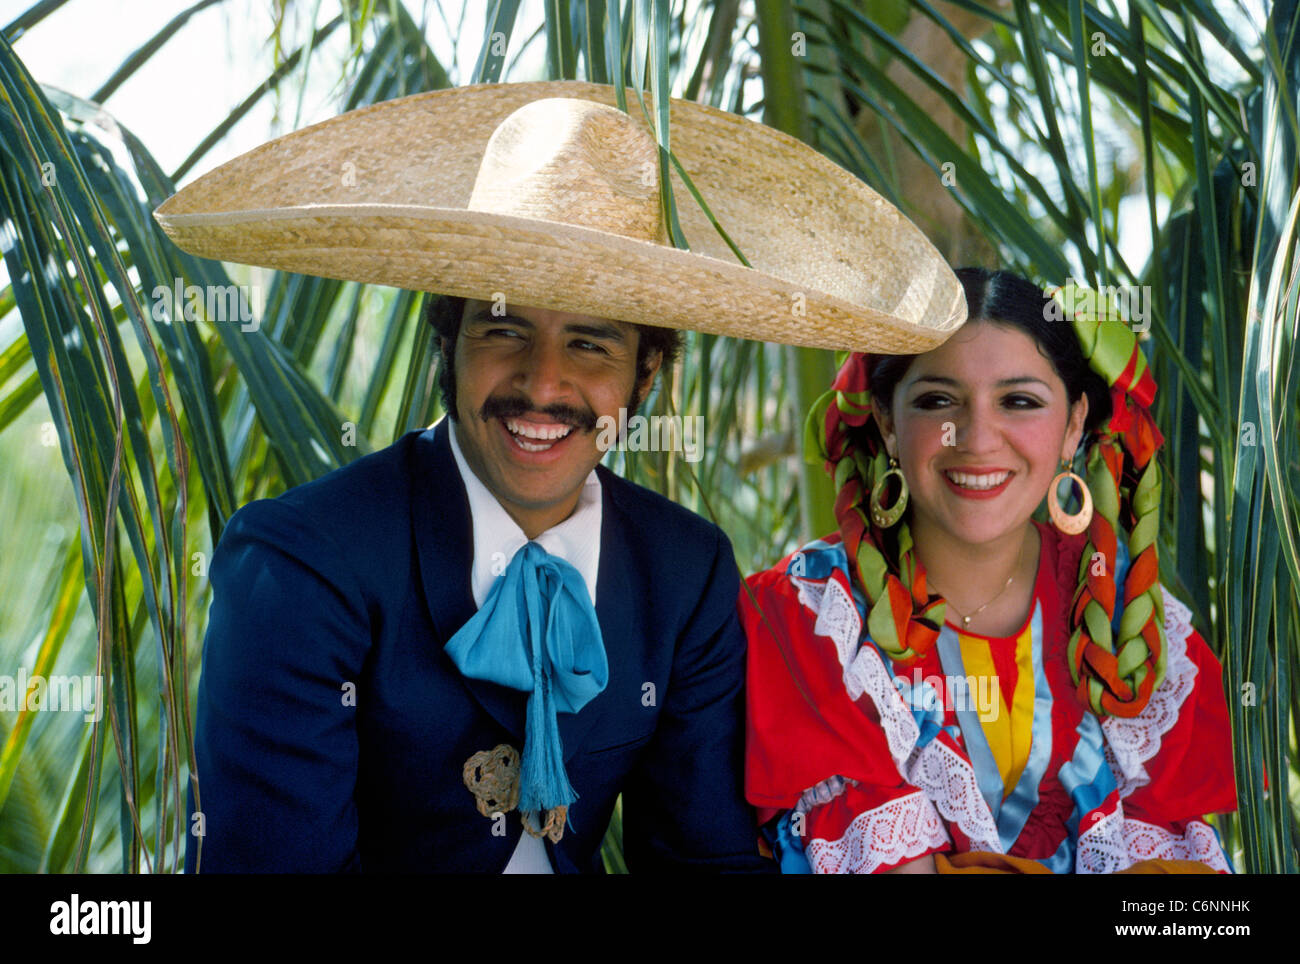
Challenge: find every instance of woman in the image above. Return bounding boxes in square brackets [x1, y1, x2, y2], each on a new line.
[741, 268, 1236, 874]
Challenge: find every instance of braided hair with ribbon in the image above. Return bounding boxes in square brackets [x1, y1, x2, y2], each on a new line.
[804, 268, 1167, 718]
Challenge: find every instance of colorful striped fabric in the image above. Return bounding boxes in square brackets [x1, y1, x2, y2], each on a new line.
[742, 519, 1237, 874]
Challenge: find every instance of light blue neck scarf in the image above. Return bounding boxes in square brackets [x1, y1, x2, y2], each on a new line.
[446, 541, 608, 820]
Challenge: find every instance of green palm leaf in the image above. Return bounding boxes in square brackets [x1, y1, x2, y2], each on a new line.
[0, 0, 1295, 874]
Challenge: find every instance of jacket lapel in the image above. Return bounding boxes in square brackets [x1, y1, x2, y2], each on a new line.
[557, 468, 635, 761]
[411, 421, 526, 741]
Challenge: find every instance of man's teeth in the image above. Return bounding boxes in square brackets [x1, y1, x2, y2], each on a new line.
[945, 470, 1011, 490]
[504, 418, 572, 450]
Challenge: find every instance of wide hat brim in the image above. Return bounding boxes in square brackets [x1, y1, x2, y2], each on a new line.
[154, 80, 966, 353]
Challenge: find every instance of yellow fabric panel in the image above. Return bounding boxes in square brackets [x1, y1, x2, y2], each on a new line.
[957, 624, 1035, 798]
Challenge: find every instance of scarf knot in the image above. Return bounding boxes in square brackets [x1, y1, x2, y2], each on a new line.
[446, 541, 608, 819]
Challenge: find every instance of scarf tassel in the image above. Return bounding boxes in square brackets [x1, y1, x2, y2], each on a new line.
[518, 660, 579, 816]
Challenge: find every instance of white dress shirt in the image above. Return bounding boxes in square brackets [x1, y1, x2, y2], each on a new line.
[446, 418, 603, 873]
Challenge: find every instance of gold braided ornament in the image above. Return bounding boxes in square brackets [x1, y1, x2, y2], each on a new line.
[462, 744, 569, 843]
[462, 744, 521, 817]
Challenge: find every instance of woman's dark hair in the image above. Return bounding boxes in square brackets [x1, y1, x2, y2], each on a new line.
[867, 267, 1113, 446]
[423, 294, 683, 419]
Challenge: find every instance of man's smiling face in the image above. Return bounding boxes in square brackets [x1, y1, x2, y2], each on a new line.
[449, 298, 659, 538]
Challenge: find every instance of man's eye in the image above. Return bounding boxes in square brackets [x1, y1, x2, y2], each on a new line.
[485, 327, 522, 338]
[574, 340, 608, 354]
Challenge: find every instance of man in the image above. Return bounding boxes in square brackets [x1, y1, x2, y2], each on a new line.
[156, 81, 964, 873]
[187, 292, 761, 871]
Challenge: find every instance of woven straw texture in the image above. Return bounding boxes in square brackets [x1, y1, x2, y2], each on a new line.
[154, 80, 967, 353]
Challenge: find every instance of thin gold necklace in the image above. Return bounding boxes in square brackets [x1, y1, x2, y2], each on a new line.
[934, 530, 1028, 629]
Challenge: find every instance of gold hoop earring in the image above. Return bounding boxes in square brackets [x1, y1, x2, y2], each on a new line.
[1048, 457, 1093, 535]
[870, 456, 909, 528]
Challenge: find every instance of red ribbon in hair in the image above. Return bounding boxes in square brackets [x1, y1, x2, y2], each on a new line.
[1105, 350, 1165, 465]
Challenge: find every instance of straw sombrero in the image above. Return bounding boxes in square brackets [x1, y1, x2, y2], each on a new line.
[154, 80, 966, 353]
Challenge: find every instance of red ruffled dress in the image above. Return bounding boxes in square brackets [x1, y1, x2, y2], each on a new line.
[741, 519, 1237, 873]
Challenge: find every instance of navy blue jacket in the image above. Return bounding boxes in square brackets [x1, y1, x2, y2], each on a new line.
[186, 421, 768, 872]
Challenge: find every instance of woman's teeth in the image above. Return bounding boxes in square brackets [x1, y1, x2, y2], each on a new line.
[945, 470, 1011, 490]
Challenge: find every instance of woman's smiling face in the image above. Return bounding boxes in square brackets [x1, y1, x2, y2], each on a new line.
[875, 320, 1090, 550]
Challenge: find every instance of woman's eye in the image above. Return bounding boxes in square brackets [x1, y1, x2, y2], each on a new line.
[913, 393, 1042, 409]
[1005, 395, 1042, 409]
[913, 394, 949, 409]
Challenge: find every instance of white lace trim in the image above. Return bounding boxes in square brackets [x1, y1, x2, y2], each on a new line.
[794, 569, 1003, 855]
[1102, 587, 1199, 798]
[905, 739, 1003, 854]
[790, 573, 825, 617]
[844, 646, 1002, 853]
[806, 790, 949, 874]
[1121, 819, 1231, 873]
[1077, 811, 1230, 873]
[1076, 807, 1129, 873]
[792, 567, 1220, 870]
[815, 576, 862, 669]
[843, 644, 919, 761]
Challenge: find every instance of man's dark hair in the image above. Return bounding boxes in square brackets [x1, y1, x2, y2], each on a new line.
[424, 294, 684, 420]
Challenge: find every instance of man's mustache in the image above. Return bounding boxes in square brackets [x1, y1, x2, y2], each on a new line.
[478, 395, 599, 433]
